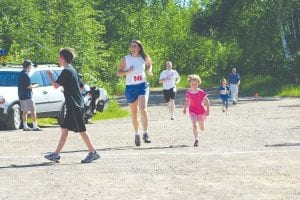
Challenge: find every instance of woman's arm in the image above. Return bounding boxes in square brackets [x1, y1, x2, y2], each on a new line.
[117, 57, 133, 76]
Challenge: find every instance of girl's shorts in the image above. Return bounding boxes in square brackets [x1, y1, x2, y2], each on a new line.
[125, 82, 149, 103]
[189, 112, 206, 123]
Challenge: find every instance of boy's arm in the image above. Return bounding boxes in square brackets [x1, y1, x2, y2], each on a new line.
[47, 70, 60, 89]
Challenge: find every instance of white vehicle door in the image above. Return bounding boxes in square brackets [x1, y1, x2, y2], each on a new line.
[40, 70, 64, 112]
[30, 71, 50, 113]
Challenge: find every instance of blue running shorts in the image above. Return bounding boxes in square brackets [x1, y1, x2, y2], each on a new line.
[125, 82, 149, 103]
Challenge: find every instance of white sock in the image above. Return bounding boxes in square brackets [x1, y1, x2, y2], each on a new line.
[33, 122, 38, 129]
[23, 122, 29, 129]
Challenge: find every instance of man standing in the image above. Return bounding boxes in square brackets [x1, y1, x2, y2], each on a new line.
[228, 67, 240, 105]
[18, 60, 42, 131]
[45, 47, 99, 163]
[159, 61, 180, 120]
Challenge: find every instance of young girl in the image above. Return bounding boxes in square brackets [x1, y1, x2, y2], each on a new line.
[219, 78, 230, 114]
[183, 74, 210, 147]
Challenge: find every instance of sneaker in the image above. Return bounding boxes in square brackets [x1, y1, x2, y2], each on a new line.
[135, 135, 141, 146]
[23, 127, 32, 131]
[33, 126, 42, 131]
[81, 151, 100, 163]
[44, 152, 60, 162]
[171, 117, 175, 120]
[143, 132, 151, 143]
[194, 140, 199, 147]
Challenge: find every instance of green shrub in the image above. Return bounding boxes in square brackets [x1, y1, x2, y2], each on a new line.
[239, 74, 281, 96]
[278, 85, 300, 97]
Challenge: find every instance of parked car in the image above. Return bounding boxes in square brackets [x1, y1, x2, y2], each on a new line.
[0, 63, 109, 130]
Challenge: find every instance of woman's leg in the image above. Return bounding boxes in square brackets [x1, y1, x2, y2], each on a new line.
[129, 100, 139, 134]
[138, 95, 148, 133]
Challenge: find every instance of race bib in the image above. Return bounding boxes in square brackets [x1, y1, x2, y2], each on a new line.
[220, 90, 227, 95]
[132, 73, 144, 83]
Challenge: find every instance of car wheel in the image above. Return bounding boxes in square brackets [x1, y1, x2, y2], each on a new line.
[57, 104, 66, 125]
[6, 104, 22, 130]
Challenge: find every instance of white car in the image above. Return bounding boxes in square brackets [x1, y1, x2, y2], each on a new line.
[0, 64, 109, 130]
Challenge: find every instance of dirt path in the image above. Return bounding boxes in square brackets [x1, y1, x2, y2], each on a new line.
[0, 89, 299, 200]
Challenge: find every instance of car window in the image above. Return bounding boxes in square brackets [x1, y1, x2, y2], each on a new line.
[31, 72, 45, 86]
[53, 70, 62, 80]
[0, 71, 19, 86]
[40, 71, 52, 86]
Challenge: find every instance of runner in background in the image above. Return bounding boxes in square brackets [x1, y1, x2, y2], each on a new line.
[159, 61, 180, 120]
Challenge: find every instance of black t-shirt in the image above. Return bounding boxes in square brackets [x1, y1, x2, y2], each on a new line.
[56, 65, 84, 109]
[18, 69, 32, 100]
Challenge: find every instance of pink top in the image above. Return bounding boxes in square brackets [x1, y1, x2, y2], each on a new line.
[186, 88, 207, 115]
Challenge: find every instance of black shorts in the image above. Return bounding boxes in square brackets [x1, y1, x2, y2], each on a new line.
[163, 88, 176, 102]
[61, 106, 86, 133]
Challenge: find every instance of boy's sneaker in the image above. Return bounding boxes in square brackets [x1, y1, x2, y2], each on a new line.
[135, 135, 141, 146]
[23, 127, 32, 131]
[44, 152, 60, 162]
[143, 133, 151, 143]
[81, 151, 100, 163]
[194, 140, 199, 147]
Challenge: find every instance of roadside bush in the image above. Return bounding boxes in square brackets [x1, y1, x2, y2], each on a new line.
[278, 85, 300, 97]
[239, 74, 281, 96]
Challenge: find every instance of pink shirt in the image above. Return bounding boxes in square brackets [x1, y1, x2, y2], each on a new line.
[186, 88, 207, 115]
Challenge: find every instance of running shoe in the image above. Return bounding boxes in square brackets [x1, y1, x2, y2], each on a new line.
[135, 134, 141, 146]
[143, 132, 151, 143]
[81, 151, 100, 163]
[44, 152, 60, 162]
[194, 140, 199, 147]
[23, 127, 32, 131]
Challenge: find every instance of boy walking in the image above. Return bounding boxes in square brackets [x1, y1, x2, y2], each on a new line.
[44, 47, 99, 163]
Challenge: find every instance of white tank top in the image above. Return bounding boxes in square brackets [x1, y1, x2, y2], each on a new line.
[125, 54, 146, 85]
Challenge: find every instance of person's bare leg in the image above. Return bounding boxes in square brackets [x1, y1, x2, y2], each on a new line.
[169, 99, 175, 119]
[199, 121, 205, 131]
[138, 95, 148, 132]
[192, 123, 198, 139]
[129, 100, 139, 134]
[54, 128, 69, 154]
[22, 111, 28, 128]
[80, 131, 96, 152]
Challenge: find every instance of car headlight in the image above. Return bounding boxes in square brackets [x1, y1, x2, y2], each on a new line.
[0, 96, 5, 104]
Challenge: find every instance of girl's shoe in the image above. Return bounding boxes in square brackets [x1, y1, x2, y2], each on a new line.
[194, 140, 199, 147]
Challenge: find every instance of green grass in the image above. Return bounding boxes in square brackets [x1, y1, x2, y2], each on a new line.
[91, 100, 129, 120]
[278, 86, 300, 97]
[35, 99, 129, 126]
[239, 74, 281, 96]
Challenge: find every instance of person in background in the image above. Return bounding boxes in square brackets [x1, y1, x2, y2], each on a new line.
[219, 78, 230, 114]
[183, 74, 210, 147]
[45, 47, 99, 163]
[18, 59, 42, 131]
[228, 67, 240, 105]
[159, 61, 181, 120]
[116, 40, 153, 146]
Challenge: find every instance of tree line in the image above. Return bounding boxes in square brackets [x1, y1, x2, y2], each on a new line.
[1, 0, 299, 94]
